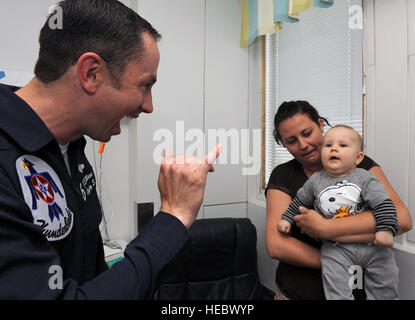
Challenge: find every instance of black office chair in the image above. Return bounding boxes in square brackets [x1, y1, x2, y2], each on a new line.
[154, 217, 263, 300]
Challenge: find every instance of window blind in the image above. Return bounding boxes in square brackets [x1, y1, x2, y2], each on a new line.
[264, 0, 363, 186]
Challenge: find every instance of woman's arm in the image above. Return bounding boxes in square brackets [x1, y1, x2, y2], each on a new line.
[266, 189, 321, 269]
[331, 233, 375, 243]
[294, 206, 376, 239]
[294, 166, 412, 240]
[369, 166, 412, 235]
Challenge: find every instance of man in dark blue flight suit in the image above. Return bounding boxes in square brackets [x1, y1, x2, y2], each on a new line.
[0, 0, 220, 299]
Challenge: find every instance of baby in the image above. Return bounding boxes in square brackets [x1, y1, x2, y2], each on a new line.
[278, 125, 399, 299]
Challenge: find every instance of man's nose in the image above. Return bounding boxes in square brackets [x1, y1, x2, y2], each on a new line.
[142, 92, 154, 114]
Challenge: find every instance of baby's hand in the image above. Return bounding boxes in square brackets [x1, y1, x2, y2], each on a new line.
[374, 230, 394, 247]
[278, 219, 291, 234]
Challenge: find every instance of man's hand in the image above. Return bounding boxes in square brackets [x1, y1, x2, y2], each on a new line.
[158, 145, 221, 229]
[293, 206, 330, 239]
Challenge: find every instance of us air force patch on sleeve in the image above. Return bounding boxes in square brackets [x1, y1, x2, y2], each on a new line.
[16, 155, 74, 241]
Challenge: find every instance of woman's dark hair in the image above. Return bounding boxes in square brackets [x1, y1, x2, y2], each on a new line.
[273, 100, 331, 145]
[34, 0, 161, 86]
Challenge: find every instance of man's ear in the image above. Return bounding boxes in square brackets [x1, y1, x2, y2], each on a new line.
[77, 53, 106, 95]
[355, 151, 364, 166]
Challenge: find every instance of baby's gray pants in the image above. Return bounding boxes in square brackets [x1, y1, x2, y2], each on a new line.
[321, 242, 399, 300]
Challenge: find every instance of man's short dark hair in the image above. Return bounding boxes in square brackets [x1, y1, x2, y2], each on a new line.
[34, 0, 161, 85]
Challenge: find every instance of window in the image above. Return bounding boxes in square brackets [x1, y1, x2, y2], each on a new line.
[263, 0, 363, 188]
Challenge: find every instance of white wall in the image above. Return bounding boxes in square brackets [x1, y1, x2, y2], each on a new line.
[132, 0, 250, 226]
[363, 0, 415, 299]
[0, 0, 57, 84]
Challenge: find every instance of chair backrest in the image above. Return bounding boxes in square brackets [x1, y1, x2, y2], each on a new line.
[155, 217, 263, 300]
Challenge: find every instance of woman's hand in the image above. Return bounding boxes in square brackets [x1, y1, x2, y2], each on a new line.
[293, 207, 331, 239]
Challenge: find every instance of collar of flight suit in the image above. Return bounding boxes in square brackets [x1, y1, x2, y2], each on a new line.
[0, 83, 56, 152]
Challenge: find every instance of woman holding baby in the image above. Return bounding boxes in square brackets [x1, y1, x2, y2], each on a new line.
[265, 100, 412, 300]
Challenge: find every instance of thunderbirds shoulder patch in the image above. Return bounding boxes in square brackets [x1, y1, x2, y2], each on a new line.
[16, 155, 74, 241]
